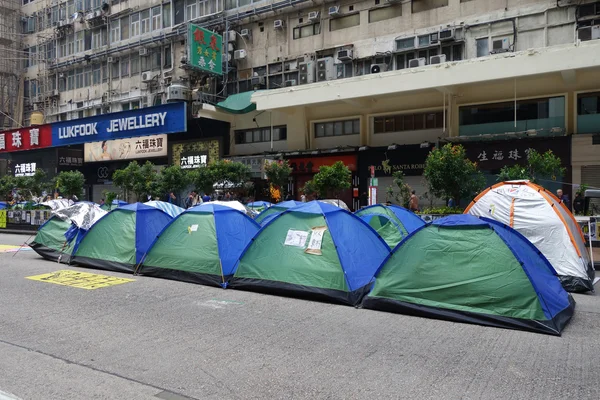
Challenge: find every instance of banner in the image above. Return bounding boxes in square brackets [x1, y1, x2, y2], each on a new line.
[0, 125, 52, 153]
[52, 102, 186, 146]
[84, 134, 168, 162]
[0, 210, 6, 228]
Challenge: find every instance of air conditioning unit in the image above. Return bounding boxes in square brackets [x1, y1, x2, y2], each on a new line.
[107, 56, 115, 63]
[234, 49, 247, 60]
[51, 89, 60, 97]
[240, 28, 250, 38]
[227, 31, 236, 42]
[308, 11, 319, 21]
[299, 61, 315, 84]
[141, 71, 157, 82]
[274, 20, 284, 30]
[284, 79, 297, 87]
[370, 63, 388, 74]
[429, 54, 446, 65]
[439, 29, 455, 41]
[408, 58, 426, 68]
[85, 12, 95, 21]
[251, 76, 264, 86]
[139, 48, 148, 56]
[336, 49, 353, 62]
[316, 57, 335, 82]
[58, 20, 71, 27]
[95, 10, 103, 18]
[329, 6, 340, 17]
[491, 38, 511, 53]
[430, 32, 439, 44]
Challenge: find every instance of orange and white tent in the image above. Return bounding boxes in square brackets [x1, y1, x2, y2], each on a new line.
[465, 180, 594, 293]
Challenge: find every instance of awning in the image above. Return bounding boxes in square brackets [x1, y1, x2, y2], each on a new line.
[215, 91, 260, 114]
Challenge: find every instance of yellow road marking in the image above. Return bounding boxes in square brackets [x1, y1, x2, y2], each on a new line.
[26, 270, 134, 290]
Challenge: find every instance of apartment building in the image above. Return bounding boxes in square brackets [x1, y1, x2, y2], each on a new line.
[6, 0, 600, 206]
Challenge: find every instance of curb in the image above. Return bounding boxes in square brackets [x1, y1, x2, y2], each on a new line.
[0, 230, 37, 235]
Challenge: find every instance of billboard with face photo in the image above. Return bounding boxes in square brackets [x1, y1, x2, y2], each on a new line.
[84, 134, 168, 163]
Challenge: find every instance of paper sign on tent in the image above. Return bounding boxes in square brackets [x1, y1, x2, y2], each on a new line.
[305, 226, 328, 256]
[284, 229, 309, 247]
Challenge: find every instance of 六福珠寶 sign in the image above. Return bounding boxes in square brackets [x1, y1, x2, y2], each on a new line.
[14, 162, 37, 177]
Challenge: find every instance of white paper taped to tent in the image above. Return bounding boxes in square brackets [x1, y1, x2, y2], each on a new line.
[284, 230, 309, 247]
[465, 180, 593, 292]
[306, 226, 327, 256]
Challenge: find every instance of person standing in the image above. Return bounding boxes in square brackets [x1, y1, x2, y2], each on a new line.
[409, 190, 420, 213]
[556, 189, 570, 209]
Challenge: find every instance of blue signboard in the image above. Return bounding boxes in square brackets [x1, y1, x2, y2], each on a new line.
[51, 102, 187, 146]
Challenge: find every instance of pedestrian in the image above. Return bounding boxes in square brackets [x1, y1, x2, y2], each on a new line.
[301, 193, 306, 202]
[556, 189, 570, 209]
[184, 192, 194, 209]
[166, 192, 177, 205]
[573, 191, 584, 215]
[100, 198, 105, 206]
[409, 190, 420, 213]
[448, 198, 455, 207]
[202, 192, 211, 203]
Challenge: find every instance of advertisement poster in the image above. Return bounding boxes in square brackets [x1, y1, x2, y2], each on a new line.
[84, 134, 168, 162]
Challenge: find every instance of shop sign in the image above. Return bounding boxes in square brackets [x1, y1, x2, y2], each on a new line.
[0, 125, 52, 153]
[287, 154, 357, 175]
[461, 136, 570, 171]
[358, 145, 430, 179]
[52, 102, 187, 146]
[14, 162, 37, 177]
[188, 24, 223, 75]
[180, 151, 208, 169]
[226, 155, 275, 178]
[58, 148, 84, 167]
[84, 134, 168, 163]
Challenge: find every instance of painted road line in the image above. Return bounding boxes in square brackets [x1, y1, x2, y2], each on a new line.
[0, 245, 33, 253]
[26, 270, 134, 290]
[0, 389, 22, 400]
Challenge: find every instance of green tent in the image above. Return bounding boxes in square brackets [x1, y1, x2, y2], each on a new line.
[362, 215, 575, 336]
[138, 204, 260, 287]
[355, 204, 426, 248]
[71, 203, 173, 273]
[254, 200, 302, 225]
[232, 201, 390, 305]
[30, 217, 75, 262]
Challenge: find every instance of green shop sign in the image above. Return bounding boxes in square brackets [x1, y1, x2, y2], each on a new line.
[188, 24, 223, 75]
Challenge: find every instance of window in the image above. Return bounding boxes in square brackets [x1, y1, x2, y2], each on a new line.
[459, 97, 565, 126]
[186, 0, 198, 20]
[101, 62, 108, 83]
[84, 66, 92, 86]
[67, 0, 75, 16]
[75, 31, 84, 53]
[412, 0, 448, 13]
[92, 28, 106, 49]
[75, 68, 84, 89]
[59, 38, 67, 58]
[141, 10, 150, 34]
[67, 70, 75, 90]
[67, 34, 75, 56]
[110, 19, 120, 43]
[121, 56, 129, 77]
[293, 23, 320, 39]
[369, 5, 402, 23]
[374, 112, 444, 133]
[476, 38, 489, 57]
[330, 13, 360, 31]
[131, 13, 140, 37]
[152, 6, 162, 31]
[121, 16, 130, 40]
[234, 126, 287, 144]
[578, 92, 600, 115]
[164, 45, 172, 68]
[84, 30, 92, 51]
[111, 59, 120, 79]
[315, 119, 360, 137]
[163, 3, 172, 28]
[395, 37, 415, 51]
[174, 0, 185, 24]
[92, 63, 101, 85]
[130, 53, 140, 75]
[29, 47, 37, 67]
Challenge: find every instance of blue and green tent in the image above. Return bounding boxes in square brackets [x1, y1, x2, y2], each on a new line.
[254, 200, 302, 225]
[355, 204, 425, 248]
[362, 214, 575, 336]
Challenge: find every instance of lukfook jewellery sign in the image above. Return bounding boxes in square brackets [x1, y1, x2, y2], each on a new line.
[51, 102, 187, 146]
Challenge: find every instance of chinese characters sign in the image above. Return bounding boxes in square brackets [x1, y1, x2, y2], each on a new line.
[0, 125, 52, 153]
[287, 154, 357, 175]
[13, 162, 37, 177]
[84, 134, 168, 163]
[462, 136, 570, 171]
[188, 24, 222, 75]
[180, 151, 208, 169]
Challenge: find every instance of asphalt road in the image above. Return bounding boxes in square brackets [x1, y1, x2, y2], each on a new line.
[0, 233, 599, 400]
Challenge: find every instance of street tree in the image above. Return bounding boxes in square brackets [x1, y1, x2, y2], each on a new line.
[112, 161, 139, 202]
[308, 161, 351, 199]
[55, 170, 85, 199]
[210, 160, 251, 190]
[190, 167, 216, 196]
[264, 160, 292, 202]
[424, 143, 485, 205]
[386, 170, 412, 207]
[497, 149, 565, 184]
[159, 164, 191, 197]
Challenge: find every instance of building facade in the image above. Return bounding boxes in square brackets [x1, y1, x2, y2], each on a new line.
[6, 0, 600, 208]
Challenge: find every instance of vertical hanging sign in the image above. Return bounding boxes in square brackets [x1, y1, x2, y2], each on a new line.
[188, 24, 223, 75]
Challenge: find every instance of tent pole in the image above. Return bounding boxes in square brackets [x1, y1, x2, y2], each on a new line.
[219, 259, 226, 288]
[13, 233, 36, 258]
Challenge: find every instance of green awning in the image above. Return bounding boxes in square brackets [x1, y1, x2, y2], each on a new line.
[215, 91, 260, 114]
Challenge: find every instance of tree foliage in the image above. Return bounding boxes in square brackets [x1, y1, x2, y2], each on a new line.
[386, 170, 412, 207]
[56, 170, 85, 199]
[112, 161, 139, 202]
[264, 160, 291, 188]
[424, 144, 485, 204]
[158, 164, 190, 195]
[306, 161, 351, 199]
[190, 167, 216, 195]
[497, 149, 565, 184]
[102, 190, 118, 209]
[112, 161, 160, 201]
[210, 159, 251, 188]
